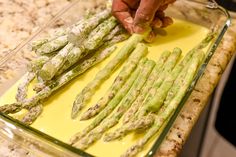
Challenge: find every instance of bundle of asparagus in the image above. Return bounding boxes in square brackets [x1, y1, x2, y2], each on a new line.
[67, 34, 214, 157]
[0, 9, 130, 125]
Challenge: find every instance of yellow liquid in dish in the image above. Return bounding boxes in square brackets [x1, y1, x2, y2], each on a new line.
[0, 19, 209, 157]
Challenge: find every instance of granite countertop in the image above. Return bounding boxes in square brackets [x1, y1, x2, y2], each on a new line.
[0, 0, 236, 157]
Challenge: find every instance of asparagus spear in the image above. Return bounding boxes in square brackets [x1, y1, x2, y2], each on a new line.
[38, 43, 74, 81]
[15, 72, 35, 102]
[22, 103, 43, 125]
[74, 60, 155, 149]
[80, 43, 148, 120]
[0, 45, 117, 114]
[71, 33, 145, 119]
[30, 39, 49, 51]
[27, 56, 50, 73]
[68, 9, 111, 46]
[70, 59, 146, 145]
[31, 11, 93, 53]
[104, 48, 185, 141]
[35, 34, 127, 93]
[107, 33, 130, 45]
[105, 42, 209, 141]
[122, 50, 171, 124]
[138, 48, 182, 108]
[56, 27, 128, 77]
[84, 17, 117, 51]
[104, 113, 155, 142]
[121, 51, 204, 157]
[103, 25, 125, 41]
[36, 35, 68, 55]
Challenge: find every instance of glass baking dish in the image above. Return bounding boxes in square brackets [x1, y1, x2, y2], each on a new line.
[0, 0, 230, 157]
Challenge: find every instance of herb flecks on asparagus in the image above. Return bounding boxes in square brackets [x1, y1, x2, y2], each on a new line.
[74, 60, 155, 149]
[121, 51, 204, 157]
[15, 72, 35, 102]
[71, 33, 145, 119]
[0, 45, 117, 114]
[70, 59, 146, 145]
[80, 43, 148, 120]
[38, 43, 74, 81]
[68, 9, 111, 46]
[122, 50, 171, 124]
[36, 35, 68, 55]
[22, 103, 43, 125]
[84, 16, 118, 51]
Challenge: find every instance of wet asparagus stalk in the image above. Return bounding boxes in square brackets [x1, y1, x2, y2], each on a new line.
[56, 27, 128, 77]
[31, 10, 94, 53]
[121, 51, 204, 157]
[30, 39, 49, 51]
[71, 33, 145, 119]
[74, 60, 155, 149]
[104, 113, 155, 142]
[103, 48, 187, 141]
[115, 35, 213, 137]
[136, 50, 184, 117]
[80, 43, 148, 120]
[68, 9, 111, 46]
[22, 103, 43, 125]
[27, 56, 50, 73]
[15, 72, 35, 102]
[122, 50, 171, 124]
[34, 34, 129, 93]
[137, 48, 182, 109]
[0, 45, 117, 114]
[70, 59, 146, 145]
[36, 35, 69, 55]
[103, 25, 125, 41]
[38, 43, 74, 81]
[84, 16, 118, 50]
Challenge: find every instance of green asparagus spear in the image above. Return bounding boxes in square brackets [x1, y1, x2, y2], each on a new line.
[27, 56, 50, 73]
[68, 9, 111, 46]
[56, 27, 128, 77]
[122, 50, 171, 124]
[103, 25, 125, 41]
[107, 33, 130, 45]
[71, 33, 146, 119]
[56, 46, 84, 76]
[84, 17, 117, 51]
[0, 45, 117, 114]
[139, 48, 182, 108]
[104, 113, 155, 142]
[22, 103, 43, 125]
[80, 43, 148, 120]
[38, 43, 74, 81]
[70, 59, 146, 145]
[121, 51, 204, 157]
[36, 35, 68, 55]
[30, 39, 49, 51]
[74, 60, 155, 149]
[31, 11, 93, 53]
[104, 48, 184, 141]
[15, 72, 35, 102]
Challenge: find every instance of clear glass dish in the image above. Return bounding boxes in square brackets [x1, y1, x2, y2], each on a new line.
[0, 0, 230, 157]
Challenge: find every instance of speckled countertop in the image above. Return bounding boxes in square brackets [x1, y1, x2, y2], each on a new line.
[0, 0, 236, 157]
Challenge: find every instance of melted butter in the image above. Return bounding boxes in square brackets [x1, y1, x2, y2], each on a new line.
[0, 19, 209, 157]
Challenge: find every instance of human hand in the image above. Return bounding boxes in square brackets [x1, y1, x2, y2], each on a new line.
[112, 0, 175, 41]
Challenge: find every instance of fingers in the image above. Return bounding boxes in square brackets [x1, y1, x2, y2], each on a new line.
[161, 16, 173, 27]
[123, 0, 140, 9]
[112, 0, 134, 33]
[112, 0, 175, 35]
[133, 0, 163, 33]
